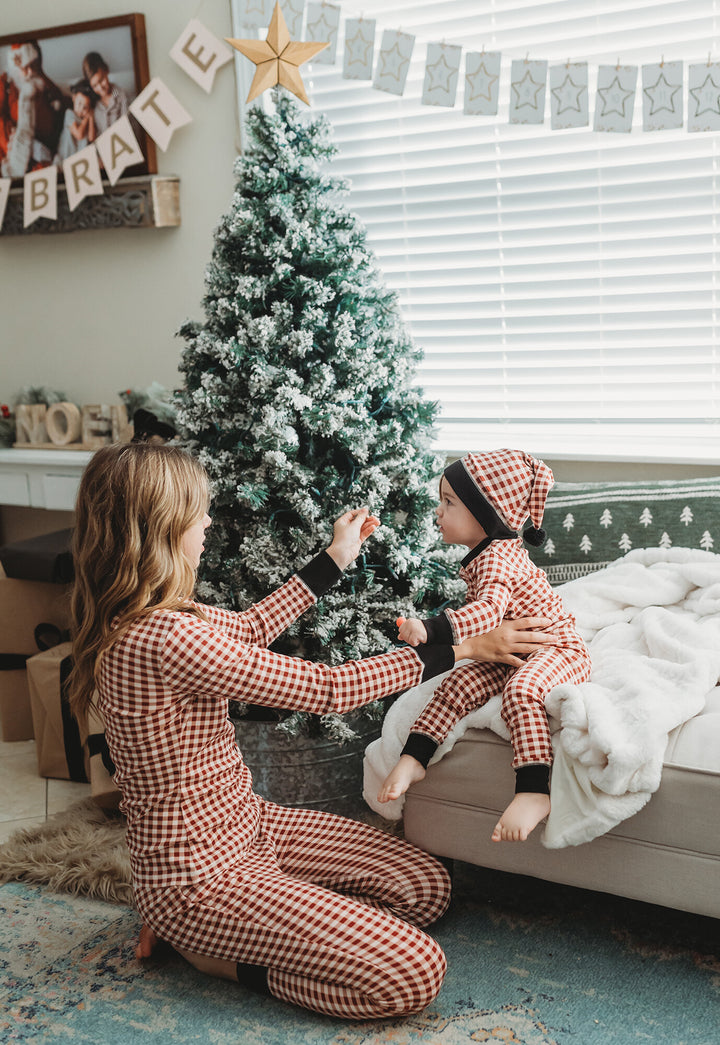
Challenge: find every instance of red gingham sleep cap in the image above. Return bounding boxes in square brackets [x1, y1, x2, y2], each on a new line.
[444, 448, 554, 546]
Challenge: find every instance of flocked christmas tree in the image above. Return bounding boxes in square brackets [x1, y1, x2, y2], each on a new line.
[176, 92, 463, 740]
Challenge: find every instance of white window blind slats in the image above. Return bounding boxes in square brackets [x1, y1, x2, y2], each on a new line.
[305, 1, 720, 446]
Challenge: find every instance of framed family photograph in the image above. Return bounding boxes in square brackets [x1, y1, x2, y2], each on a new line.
[0, 13, 156, 182]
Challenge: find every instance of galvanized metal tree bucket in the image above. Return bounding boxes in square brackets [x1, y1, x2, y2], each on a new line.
[234, 715, 381, 816]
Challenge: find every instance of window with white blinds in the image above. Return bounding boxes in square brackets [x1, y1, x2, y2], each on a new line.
[301, 0, 720, 459]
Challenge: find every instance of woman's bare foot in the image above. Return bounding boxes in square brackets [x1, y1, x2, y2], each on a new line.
[377, 754, 426, 803]
[135, 923, 159, 959]
[491, 793, 551, 842]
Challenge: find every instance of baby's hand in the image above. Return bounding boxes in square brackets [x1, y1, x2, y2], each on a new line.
[396, 616, 428, 646]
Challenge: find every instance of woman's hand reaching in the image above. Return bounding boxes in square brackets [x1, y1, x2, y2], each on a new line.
[453, 617, 561, 668]
[326, 507, 381, 571]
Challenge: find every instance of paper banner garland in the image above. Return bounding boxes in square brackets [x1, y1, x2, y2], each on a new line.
[63, 145, 104, 212]
[422, 42, 462, 108]
[24, 165, 57, 228]
[343, 18, 376, 80]
[642, 61, 683, 131]
[550, 62, 589, 128]
[306, 3, 340, 65]
[94, 115, 146, 186]
[464, 51, 501, 115]
[170, 19, 234, 93]
[373, 30, 415, 96]
[510, 59, 548, 124]
[129, 78, 193, 153]
[594, 65, 638, 132]
[688, 61, 720, 132]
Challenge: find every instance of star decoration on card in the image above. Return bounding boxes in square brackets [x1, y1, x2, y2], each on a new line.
[226, 2, 328, 105]
[345, 23, 374, 71]
[552, 73, 586, 114]
[466, 59, 499, 104]
[597, 75, 635, 118]
[689, 72, 720, 117]
[426, 52, 455, 94]
[643, 72, 682, 115]
[307, 6, 337, 42]
[306, 3, 340, 65]
[512, 68, 544, 110]
[379, 40, 409, 83]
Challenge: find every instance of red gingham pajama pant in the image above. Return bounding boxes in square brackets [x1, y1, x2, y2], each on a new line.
[411, 645, 592, 768]
[137, 798, 451, 1020]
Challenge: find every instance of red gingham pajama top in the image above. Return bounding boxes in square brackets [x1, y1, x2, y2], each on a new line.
[406, 536, 592, 773]
[97, 560, 452, 1019]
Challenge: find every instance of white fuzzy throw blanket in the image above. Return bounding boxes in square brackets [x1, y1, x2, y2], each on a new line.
[363, 548, 720, 848]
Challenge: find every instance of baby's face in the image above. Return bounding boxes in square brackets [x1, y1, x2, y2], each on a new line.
[73, 93, 90, 118]
[436, 477, 487, 548]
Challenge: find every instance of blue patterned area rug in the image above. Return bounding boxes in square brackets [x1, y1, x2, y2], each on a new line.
[2, 862, 718, 1045]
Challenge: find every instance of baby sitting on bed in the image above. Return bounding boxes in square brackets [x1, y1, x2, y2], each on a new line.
[378, 449, 591, 842]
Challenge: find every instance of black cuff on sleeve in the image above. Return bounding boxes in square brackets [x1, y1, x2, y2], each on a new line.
[421, 613, 454, 645]
[296, 551, 342, 599]
[413, 643, 454, 682]
[514, 764, 551, 795]
[401, 732, 439, 769]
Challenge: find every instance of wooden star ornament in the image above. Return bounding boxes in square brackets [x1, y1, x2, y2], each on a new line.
[226, 2, 328, 105]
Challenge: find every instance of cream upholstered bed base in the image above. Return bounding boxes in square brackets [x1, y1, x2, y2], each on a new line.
[403, 693, 720, 920]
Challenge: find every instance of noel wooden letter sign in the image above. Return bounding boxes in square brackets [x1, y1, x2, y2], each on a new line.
[14, 402, 131, 449]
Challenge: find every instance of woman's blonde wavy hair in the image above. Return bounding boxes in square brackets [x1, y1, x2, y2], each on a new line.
[68, 442, 210, 721]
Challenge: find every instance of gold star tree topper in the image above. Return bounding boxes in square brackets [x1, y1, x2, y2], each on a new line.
[227, 2, 328, 105]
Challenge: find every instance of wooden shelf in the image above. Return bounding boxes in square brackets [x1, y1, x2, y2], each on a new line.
[1, 174, 180, 235]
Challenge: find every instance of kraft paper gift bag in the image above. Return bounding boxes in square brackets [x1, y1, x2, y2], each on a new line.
[27, 642, 89, 781]
[87, 703, 121, 810]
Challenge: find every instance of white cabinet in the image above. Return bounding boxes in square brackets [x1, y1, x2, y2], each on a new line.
[0, 449, 92, 510]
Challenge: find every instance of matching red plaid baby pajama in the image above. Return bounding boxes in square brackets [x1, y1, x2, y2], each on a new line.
[407, 537, 591, 774]
[98, 556, 453, 1019]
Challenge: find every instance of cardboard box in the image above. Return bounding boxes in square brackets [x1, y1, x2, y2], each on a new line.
[0, 570, 71, 743]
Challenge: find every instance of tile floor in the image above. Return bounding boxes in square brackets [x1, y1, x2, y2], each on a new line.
[0, 738, 90, 845]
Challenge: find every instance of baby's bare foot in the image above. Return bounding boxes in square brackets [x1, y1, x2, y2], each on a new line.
[377, 754, 426, 803]
[491, 792, 551, 842]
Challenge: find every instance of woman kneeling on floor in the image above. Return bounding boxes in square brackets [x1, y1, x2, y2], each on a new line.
[68, 442, 556, 1020]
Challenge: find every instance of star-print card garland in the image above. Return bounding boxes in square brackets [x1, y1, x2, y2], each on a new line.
[550, 63, 589, 129]
[422, 42, 462, 107]
[306, 2, 341, 65]
[373, 29, 415, 96]
[642, 61, 683, 130]
[464, 51, 501, 115]
[688, 62, 720, 131]
[509, 59, 548, 124]
[343, 18, 375, 80]
[594, 65, 637, 132]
